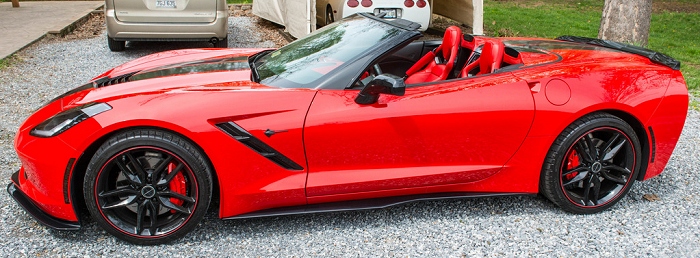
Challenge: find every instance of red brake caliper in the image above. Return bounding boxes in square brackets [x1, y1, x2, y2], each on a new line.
[167, 163, 187, 211]
[565, 151, 580, 180]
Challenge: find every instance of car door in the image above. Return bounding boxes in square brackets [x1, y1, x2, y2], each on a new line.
[303, 72, 535, 197]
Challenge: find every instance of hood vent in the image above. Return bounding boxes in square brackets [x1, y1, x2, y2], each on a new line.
[94, 72, 136, 87]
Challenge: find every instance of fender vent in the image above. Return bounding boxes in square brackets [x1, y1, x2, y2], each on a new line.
[216, 122, 303, 170]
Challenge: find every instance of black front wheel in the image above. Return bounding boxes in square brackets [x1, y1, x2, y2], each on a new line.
[540, 113, 641, 214]
[84, 129, 212, 245]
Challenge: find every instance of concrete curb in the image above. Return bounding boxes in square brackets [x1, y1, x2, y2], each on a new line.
[0, 2, 104, 61]
[48, 6, 103, 37]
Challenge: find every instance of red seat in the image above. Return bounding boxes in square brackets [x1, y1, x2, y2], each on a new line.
[460, 40, 505, 77]
[405, 26, 462, 84]
[478, 40, 505, 75]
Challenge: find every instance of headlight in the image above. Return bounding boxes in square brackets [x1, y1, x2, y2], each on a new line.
[30, 103, 112, 137]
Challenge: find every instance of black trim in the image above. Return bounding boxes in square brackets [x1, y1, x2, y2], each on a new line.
[649, 126, 656, 163]
[226, 192, 527, 219]
[504, 46, 520, 58]
[7, 170, 81, 231]
[555, 36, 681, 70]
[463, 34, 474, 42]
[63, 158, 75, 204]
[94, 72, 136, 87]
[216, 122, 304, 170]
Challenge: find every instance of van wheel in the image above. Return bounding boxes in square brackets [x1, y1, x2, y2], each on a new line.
[214, 37, 228, 48]
[108, 37, 125, 52]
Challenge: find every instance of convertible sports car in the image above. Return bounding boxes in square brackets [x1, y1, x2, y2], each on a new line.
[8, 14, 688, 244]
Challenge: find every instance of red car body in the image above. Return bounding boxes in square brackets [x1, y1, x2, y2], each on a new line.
[8, 14, 688, 243]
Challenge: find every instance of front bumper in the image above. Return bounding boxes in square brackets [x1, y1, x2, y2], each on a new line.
[7, 170, 80, 231]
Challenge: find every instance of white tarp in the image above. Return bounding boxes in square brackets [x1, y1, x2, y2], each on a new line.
[431, 0, 483, 35]
[252, 0, 316, 38]
[253, 0, 483, 38]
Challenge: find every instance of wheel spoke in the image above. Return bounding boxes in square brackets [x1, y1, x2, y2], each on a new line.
[114, 158, 142, 186]
[99, 188, 138, 198]
[563, 171, 589, 186]
[591, 176, 601, 205]
[159, 197, 191, 214]
[125, 152, 148, 181]
[157, 163, 184, 187]
[148, 200, 159, 236]
[135, 199, 148, 235]
[582, 175, 594, 205]
[575, 141, 594, 163]
[152, 155, 174, 184]
[102, 195, 137, 210]
[584, 134, 598, 160]
[563, 166, 588, 177]
[601, 170, 627, 184]
[603, 138, 626, 161]
[604, 164, 632, 175]
[160, 190, 196, 203]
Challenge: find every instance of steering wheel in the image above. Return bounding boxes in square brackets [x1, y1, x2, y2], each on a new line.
[350, 63, 384, 89]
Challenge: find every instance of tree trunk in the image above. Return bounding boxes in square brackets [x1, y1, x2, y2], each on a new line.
[11, 0, 20, 8]
[598, 0, 652, 47]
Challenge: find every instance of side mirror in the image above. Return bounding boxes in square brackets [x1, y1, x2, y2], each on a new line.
[354, 74, 406, 105]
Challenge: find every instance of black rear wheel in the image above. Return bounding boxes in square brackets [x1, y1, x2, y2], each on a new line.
[214, 37, 228, 48]
[540, 113, 641, 214]
[107, 36, 125, 52]
[84, 129, 212, 245]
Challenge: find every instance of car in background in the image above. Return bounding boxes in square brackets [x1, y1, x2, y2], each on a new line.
[105, 0, 229, 51]
[316, 0, 430, 31]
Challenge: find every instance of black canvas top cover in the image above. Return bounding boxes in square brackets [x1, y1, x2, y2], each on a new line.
[556, 35, 681, 70]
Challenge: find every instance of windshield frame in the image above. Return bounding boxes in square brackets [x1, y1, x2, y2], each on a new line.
[250, 13, 421, 90]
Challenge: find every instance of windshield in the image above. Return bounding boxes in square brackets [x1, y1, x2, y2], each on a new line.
[254, 15, 404, 88]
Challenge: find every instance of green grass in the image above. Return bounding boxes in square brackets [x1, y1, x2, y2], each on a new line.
[227, 0, 251, 4]
[484, 0, 700, 94]
[0, 58, 10, 70]
[0, 55, 20, 71]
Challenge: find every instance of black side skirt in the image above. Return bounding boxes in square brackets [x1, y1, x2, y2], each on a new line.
[226, 192, 530, 220]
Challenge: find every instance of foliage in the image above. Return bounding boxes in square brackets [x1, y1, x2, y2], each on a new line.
[484, 0, 700, 95]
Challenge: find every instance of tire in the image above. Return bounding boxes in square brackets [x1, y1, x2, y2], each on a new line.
[540, 113, 641, 214]
[214, 37, 228, 48]
[83, 129, 212, 245]
[107, 36, 125, 52]
[325, 6, 334, 26]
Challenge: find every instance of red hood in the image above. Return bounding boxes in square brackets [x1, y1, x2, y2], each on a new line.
[74, 48, 279, 105]
[95, 48, 268, 78]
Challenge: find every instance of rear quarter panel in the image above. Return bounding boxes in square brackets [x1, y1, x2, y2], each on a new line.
[509, 57, 686, 183]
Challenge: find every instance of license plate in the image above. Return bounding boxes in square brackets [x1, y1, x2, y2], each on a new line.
[376, 8, 398, 19]
[155, 0, 176, 8]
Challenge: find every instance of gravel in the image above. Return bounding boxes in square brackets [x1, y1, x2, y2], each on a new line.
[1, 16, 700, 257]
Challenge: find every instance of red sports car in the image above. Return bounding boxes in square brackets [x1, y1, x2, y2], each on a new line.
[8, 14, 688, 244]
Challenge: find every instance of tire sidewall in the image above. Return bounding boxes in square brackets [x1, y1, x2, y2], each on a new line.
[83, 130, 212, 245]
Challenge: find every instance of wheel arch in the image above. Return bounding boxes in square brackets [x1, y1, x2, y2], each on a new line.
[595, 109, 650, 181]
[69, 126, 220, 221]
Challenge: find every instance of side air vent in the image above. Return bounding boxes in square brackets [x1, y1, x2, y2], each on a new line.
[216, 122, 304, 170]
[94, 72, 136, 87]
